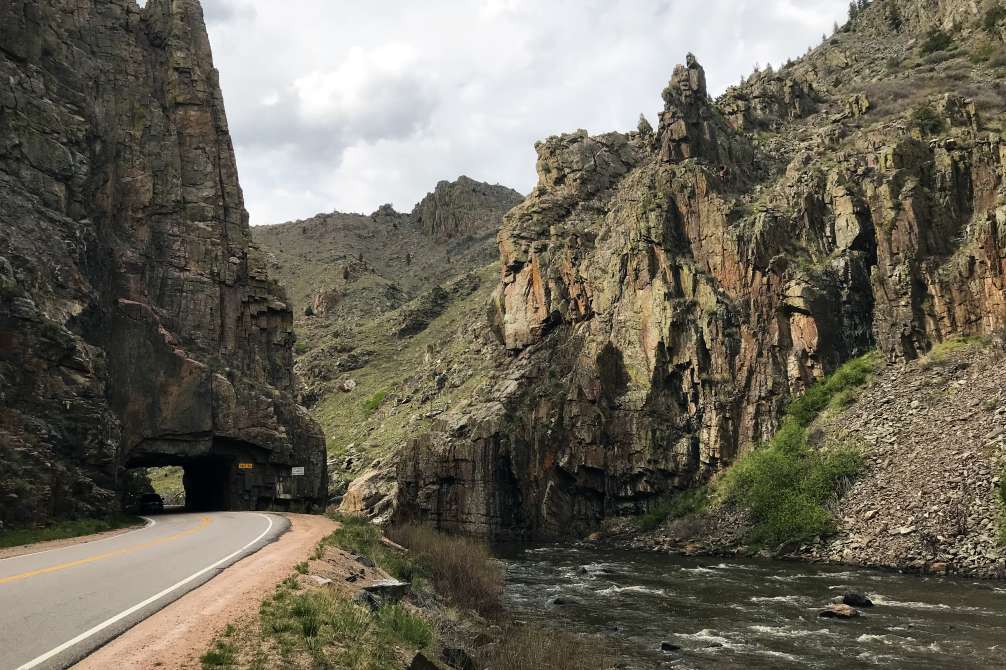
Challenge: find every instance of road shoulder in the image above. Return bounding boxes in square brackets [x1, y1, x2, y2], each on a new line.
[72, 513, 338, 670]
[0, 519, 152, 561]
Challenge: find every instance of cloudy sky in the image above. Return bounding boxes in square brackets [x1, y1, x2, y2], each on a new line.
[192, 0, 849, 225]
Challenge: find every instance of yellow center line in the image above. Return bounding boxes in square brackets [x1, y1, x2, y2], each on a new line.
[0, 516, 213, 586]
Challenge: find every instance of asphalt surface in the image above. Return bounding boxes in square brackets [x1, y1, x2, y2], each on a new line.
[0, 511, 288, 670]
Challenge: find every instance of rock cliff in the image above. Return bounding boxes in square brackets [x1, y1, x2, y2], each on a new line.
[0, 0, 326, 527]
[396, 0, 1006, 538]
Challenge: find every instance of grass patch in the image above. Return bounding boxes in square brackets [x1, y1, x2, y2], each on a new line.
[363, 390, 387, 416]
[921, 335, 989, 367]
[258, 585, 431, 670]
[201, 641, 237, 668]
[324, 514, 426, 584]
[717, 352, 879, 546]
[0, 514, 144, 550]
[478, 625, 612, 670]
[635, 487, 708, 532]
[375, 603, 433, 648]
[388, 523, 505, 617]
[294, 561, 309, 575]
[785, 352, 880, 426]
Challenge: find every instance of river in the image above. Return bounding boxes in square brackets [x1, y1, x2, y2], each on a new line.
[501, 545, 1006, 669]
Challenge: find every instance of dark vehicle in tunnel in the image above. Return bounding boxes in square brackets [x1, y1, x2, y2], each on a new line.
[139, 493, 165, 514]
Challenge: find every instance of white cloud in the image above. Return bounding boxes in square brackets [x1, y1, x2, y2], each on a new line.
[193, 0, 850, 224]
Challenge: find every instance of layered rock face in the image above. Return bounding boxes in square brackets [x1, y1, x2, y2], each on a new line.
[397, 0, 1006, 538]
[0, 0, 326, 526]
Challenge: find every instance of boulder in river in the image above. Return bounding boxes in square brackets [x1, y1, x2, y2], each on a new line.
[842, 591, 874, 608]
[819, 604, 861, 619]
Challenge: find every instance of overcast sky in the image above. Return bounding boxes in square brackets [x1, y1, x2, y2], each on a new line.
[189, 0, 849, 225]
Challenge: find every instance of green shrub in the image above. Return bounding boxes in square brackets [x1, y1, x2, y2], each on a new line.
[720, 421, 864, 546]
[635, 487, 708, 531]
[984, 4, 1006, 32]
[910, 103, 945, 136]
[364, 390, 387, 415]
[920, 28, 953, 54]
[718, 352, 877, 546]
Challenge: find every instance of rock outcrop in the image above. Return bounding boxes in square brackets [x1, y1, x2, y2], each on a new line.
[0, 0, 325, 527]
[413, 176, 524, 241]
[396, 0, 1006, 538]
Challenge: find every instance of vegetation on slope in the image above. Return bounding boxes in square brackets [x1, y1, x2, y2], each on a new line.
[634, 354, 881, 544]
[326, 515, 503, 616]
[717, 352, 879, 546]
[306, 262, 505, 495]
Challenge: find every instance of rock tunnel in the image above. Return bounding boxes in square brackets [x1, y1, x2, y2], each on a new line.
[125, 438, 298, 512]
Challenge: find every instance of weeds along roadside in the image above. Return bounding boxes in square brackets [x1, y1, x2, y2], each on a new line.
[202, 513, 611, 670]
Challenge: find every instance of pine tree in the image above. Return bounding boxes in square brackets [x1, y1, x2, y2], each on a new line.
[848, 1, 858, 21]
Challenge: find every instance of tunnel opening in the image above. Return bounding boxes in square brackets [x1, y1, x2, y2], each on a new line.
[124, 438, 284, 513]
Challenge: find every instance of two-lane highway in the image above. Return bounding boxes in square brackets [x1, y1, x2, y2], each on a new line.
[0, 512, 288, 670]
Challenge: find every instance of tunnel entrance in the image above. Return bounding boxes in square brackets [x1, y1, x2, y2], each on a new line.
[182, 457, 235, 511]
[124, 438, 288, 513]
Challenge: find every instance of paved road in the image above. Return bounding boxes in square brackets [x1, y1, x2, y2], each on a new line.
[0, 512, 288, 670]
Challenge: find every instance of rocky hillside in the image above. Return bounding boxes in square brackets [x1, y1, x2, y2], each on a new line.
[253, 177, 521, 322]
[625, 336, 1006, 578]
[393, 0, 1006, 539]
[252, 178, 522, 505]
[0, 0, 326, 527]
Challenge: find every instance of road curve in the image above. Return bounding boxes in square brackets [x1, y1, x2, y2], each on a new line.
[0, 511, 288, 670]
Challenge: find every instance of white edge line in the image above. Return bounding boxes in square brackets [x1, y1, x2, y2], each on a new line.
[0, 517, 158, 563]
[16, 513, 275, 670]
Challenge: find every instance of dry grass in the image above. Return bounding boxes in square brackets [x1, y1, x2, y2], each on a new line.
[387, 523, 504, 617]
[478, 625, 612, 670]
